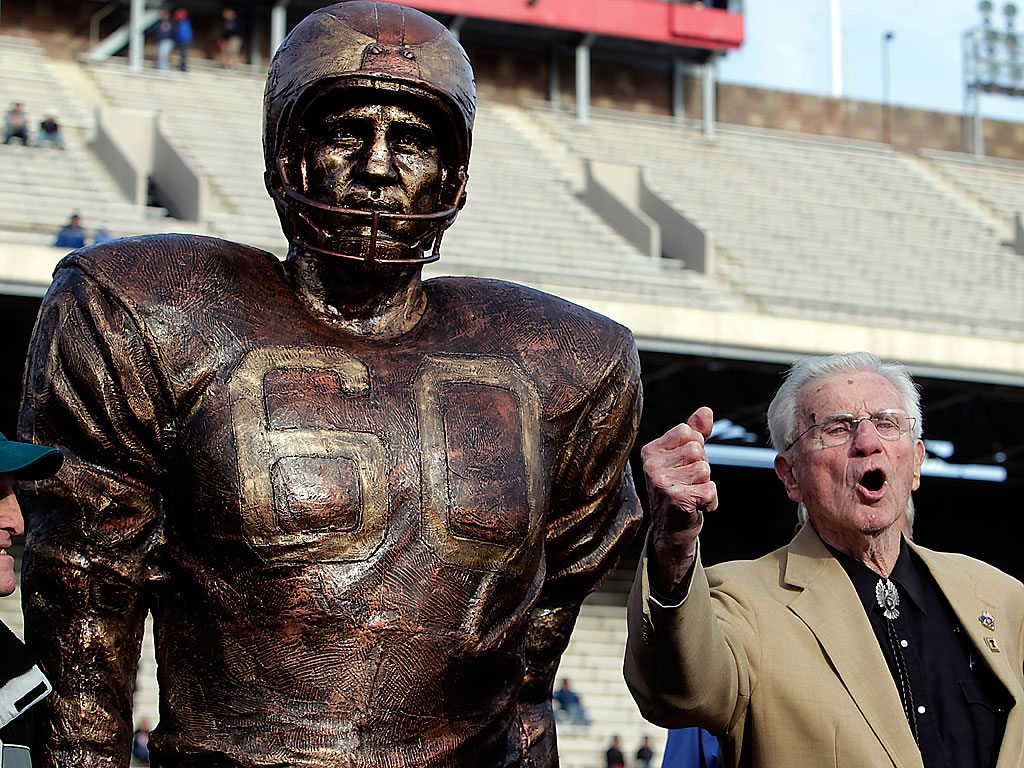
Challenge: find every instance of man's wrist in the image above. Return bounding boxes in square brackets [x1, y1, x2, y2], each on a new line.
[648, 534, 698, 604]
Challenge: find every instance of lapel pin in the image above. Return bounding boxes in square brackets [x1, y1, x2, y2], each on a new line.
[979, 611, 996, 631]
[985, 637, 1000, 653]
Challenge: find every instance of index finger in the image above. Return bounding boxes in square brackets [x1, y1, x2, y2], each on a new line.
[644, 420, 705, 456]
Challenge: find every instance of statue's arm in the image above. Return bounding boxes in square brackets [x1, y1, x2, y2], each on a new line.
[518, 334, 644, 765]
[18, 272, 168, 768]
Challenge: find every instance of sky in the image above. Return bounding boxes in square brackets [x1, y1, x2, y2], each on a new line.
[717, 0, 1024, 124]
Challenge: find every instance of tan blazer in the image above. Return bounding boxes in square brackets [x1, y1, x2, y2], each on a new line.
[624, 525, 1024, 768]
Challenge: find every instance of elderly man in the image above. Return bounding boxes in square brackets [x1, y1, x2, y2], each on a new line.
[625, 352, 1024, 768]
[0, 432, 61, 766]
[18, 3, 641, 767]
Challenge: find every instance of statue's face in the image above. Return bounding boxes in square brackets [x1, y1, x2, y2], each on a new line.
[303, 100, 443, 248]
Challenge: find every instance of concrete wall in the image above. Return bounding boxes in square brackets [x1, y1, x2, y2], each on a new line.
[580, 160, 712, 273]
[638, 170, 712, 274]
[92, 106, 155, 207]
[471, 46, 1024, 162]
[0, 242, 67, 296]
[581, 160, 659, 259]
[91, 106, 207, 222]
[153, 130, 207, 223]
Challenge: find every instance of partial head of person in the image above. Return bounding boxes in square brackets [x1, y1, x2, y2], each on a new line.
[263, 1, 475, 265]
[767, 352, 925, 553]
[0, 432, 63, 597]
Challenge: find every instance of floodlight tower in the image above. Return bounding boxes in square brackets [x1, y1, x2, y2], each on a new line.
[963, 0, 1024, 155]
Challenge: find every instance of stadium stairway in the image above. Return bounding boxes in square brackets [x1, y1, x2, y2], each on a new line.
[920, 148, 1024, 239]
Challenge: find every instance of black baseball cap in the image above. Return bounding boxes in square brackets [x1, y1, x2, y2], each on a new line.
[0, 431, 63, 480]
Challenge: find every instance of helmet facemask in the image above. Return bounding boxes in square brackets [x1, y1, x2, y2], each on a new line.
[270, 81, 468, 265]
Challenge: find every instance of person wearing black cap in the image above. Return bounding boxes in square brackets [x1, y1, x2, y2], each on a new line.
[0, 431, 61, 767]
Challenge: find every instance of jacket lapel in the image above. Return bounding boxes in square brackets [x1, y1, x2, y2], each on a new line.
[911, 543, 1023, 768]
[784, 526, 924, 768]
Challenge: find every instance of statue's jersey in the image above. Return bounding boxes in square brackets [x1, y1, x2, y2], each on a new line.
[18, 235, 642, 768]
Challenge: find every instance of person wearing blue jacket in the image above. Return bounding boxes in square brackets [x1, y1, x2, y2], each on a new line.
[173, 9, 193, 72]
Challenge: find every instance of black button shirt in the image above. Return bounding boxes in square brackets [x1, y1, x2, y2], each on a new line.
[828, 538, 1010, 768]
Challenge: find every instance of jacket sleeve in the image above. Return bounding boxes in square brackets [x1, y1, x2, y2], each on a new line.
[518, 331, 644, 765]
[623, 539, 760, 738]
[17, 265, 171, 768]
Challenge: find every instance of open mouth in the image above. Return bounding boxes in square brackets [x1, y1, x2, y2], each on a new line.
[859, 469, 886, 493]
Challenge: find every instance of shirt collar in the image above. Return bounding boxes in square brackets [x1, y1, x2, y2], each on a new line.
[825, 535, 928, 615]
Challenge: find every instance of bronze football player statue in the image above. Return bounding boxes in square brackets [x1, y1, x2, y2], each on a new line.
[17, 3, 642, 766]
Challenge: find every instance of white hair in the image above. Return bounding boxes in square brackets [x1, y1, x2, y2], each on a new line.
[767, 352, 923, 454]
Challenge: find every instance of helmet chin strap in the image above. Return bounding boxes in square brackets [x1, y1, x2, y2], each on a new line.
[274, 159, 467, 264]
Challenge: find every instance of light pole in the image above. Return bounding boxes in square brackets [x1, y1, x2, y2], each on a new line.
[830, 0, 842, 98]
[882, 31, 895, 144]
[963, 1, 1024, 155]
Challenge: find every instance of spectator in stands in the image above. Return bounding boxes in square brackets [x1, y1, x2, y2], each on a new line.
[553, 678, 590, 725]
[93, 226, 114, 244]
[0, 432, 62, 766]
[606, 735, 626, 768]
[173, 9, 193, 72]
[636, 735, 655, 768]
[4, 102, 29, 145]
[132, 719, 151, 765]
[218, 8, 243, 68]
[152, 9, 175, 72]
[35, 112, 65, 150]
[54, 213, 86, 249]
[626, 352, 1024, 768]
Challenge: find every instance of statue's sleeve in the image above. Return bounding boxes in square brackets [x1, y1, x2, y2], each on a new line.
[17, 266, 170, 768]
[518, 331, 643, 765]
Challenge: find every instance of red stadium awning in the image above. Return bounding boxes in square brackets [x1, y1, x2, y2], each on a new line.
[401, 0, 744, 51]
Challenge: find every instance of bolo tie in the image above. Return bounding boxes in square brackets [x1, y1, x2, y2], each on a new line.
[876, 577, 919, 744]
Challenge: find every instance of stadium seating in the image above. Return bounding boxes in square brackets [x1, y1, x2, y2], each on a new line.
[921, 148, 1024, 228]
[0, 36, 184, 243]
[0, 35, 90, 131]
[3, 40, 1024, 767]
[80, 59, 736, 312]
[528, 102, 1024, 340]
[555, 563, 670, 768]
[7, 52, 1022, 341]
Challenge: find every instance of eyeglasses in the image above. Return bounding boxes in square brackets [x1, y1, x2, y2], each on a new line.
[785, 409, 916, 451]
